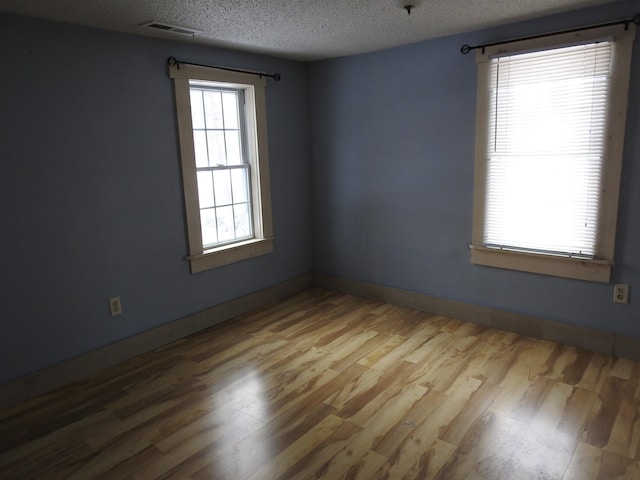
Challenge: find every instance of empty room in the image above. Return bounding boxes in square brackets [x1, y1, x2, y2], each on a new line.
[1, 0, 640, 478]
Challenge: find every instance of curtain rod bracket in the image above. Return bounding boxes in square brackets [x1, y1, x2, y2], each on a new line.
[166, 56, 281, 81]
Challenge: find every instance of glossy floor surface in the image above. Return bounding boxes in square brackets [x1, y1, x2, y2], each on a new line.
[1, 289, 639, 479]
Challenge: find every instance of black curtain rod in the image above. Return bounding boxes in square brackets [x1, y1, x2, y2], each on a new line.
[460, 13, 640, 54]
[167, 56, 281, 81]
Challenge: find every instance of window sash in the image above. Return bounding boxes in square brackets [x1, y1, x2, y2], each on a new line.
[188, 83, 255, 249]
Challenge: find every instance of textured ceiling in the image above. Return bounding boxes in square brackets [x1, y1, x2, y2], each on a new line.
[0, 0, 621, 60]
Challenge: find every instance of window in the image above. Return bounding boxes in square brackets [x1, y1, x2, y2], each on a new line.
[470, 24, 635, 282]
[170, 63, 273, 273]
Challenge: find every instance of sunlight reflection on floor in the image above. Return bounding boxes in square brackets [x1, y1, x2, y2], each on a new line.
[211, 372, 276, 479]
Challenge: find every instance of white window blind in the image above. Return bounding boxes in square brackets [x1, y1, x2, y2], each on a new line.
[484, 41, 612, 259]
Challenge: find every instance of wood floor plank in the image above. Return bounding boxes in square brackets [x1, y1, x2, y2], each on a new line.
[264, 420, 363, 480]
[563, 442, 603, 480]
[500, 382, 587, 480]
[437, 411, 528, 480]
[289, 379, 427, 480]
[577, 352, 616, 393]
[371, 387, 448, 458]
[1, 288, 639, 480]
[336, 361, 420, 422]
[376, 378, 483, 478]
[596, 450, 640, 480]
[507, 376, 557, 425]
[413, 335, 483, 392]
[0, 436, 96, 480]
[85, 380, 208, 449]
[395, 438, 457, 480]
[604, 396, 639, 459]
[438, 380, 502, 446]
[0, 375, 127, 438]
[584, 375, 636, 449]
[609, 357, 635, 380]
[135, 409, 265, 480]
[244, 416, 358, 480]
[94, 445, 162, 480]
[487, 364, 532, 420]
[356, 333, 407, 369]
[0, 409, 112, 470]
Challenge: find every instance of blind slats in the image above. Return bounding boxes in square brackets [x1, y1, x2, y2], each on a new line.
[484, 41, 612, 258]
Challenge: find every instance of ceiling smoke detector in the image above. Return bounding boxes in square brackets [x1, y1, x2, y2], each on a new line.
[141, 21, 202, 36]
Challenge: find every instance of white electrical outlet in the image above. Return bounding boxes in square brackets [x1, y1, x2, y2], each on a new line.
[613, 284, 629, 304]
[109, 296, 123, 316]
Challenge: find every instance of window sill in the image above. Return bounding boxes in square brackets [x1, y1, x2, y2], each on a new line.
[188, 238, 274, 273]
[469, 244, 612, 283]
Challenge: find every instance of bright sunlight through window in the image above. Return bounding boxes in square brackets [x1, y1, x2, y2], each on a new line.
[470, 23, 635, 282]
[484, 42, 610, 259]
[170, 63, 274, 273]
[190, 83, 254, 249]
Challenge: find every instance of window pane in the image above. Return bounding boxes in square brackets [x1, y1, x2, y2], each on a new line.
[234, 203, 252, 238]
[216, 205, 234, 242]
[222, 92, 239, 129]
[201, 208, 218, 247]
[207, 131, 226, 166]
[231, 168, 249, 203]
[197, 171, 214, 209]
[225, 130, 242, 165]
[190, 90, 205, 129]
[193, 130, 208, 168]
[203, 90, 223, 129]
[213, 169, 232, 206]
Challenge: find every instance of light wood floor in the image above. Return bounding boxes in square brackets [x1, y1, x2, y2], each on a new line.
[1, 288, 639, 480]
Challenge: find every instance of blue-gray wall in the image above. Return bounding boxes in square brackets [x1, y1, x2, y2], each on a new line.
[2, 0, 640, 385]
[310, 0, 640, 337]
[0, 14, 312, 382]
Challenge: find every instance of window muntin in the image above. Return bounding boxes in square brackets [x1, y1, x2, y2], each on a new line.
[470, 24, 635, 282]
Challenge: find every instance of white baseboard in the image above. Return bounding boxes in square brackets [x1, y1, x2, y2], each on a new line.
[0, 273, 313, 411]
[313, 273, 640, 362]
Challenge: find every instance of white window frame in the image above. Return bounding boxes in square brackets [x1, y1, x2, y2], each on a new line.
[470, 24, 635, 283]
[170, 63, 273, 273]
